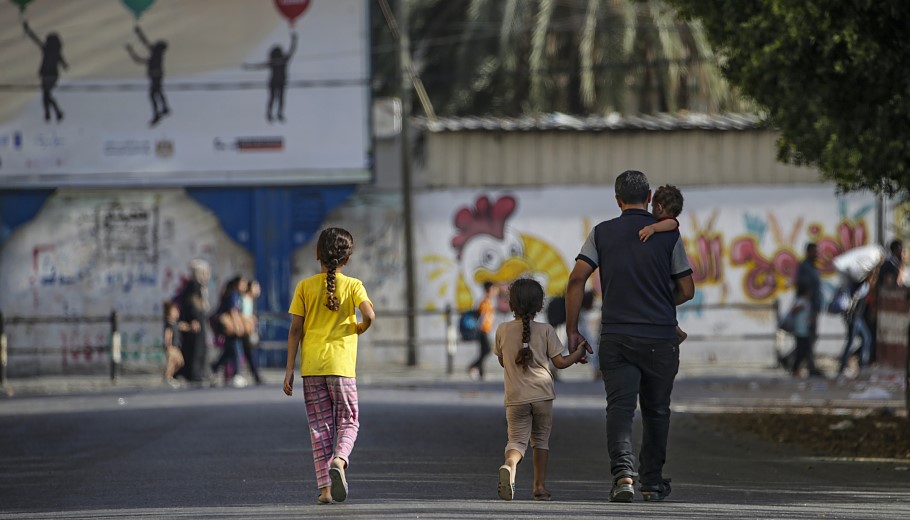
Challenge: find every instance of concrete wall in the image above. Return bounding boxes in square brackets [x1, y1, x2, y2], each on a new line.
[0, 189, 251, 376]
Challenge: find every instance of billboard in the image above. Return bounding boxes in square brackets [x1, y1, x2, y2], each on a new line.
[0, 0, 371, 187]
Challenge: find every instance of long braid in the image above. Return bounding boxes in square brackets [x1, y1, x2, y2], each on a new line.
[508, 278, 545, 372]
[325, 258, 340, 311]
[514, 311, 533, 371]
[316, 228, 354, 312]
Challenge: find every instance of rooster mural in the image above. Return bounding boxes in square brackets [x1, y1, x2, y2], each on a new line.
[435, 194, 569, 311]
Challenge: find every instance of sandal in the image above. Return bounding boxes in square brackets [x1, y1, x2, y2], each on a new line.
[533, 492, 552, 501]
[316, 496, 332, 505]
[497, 465, 514, 501]
[329, 464, 348, 503]
[640, 478, 672, 502]
[609, 476, 634, 503]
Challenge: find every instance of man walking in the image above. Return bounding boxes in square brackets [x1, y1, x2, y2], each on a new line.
[794, 243, 824, 376]
[566, 170, 694, 503]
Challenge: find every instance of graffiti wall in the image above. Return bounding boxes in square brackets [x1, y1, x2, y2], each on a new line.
[414, 185, 889, 365]
[2, 183, 896, 374]
[0, 189, 251, 375]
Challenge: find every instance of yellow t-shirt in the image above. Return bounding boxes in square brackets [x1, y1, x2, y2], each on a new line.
[288, 272, 371, 377]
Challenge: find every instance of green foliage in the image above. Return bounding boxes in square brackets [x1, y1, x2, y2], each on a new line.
[666, 0, 910, 196]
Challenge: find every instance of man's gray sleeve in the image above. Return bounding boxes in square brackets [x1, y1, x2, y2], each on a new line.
[576, 229, 598, 268]
[670, 236, 693, 278]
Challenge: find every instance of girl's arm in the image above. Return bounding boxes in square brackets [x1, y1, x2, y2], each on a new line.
[284, 314, 304, 396]
[23, 22, 42, 48]
[287, 32, 298, 59]
[639, 218, 679, 242]
[550, 340, 587, 369]
[134, 25, 152, 49]
[163, 326, 173, 349]
[125, 44, 146, 64]
[356, 301, 375, 334]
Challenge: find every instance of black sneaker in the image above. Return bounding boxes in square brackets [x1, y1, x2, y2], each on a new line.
[609, 478, 634, 503]
[640, 478, 672, 501]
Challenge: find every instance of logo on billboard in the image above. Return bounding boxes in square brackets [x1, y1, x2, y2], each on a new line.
[214, 136, 284, 152]
[103, 139, 152, 157]
[25, 157, 64, 169]
[155, 140, 175, 159]
[34, 133, 65, 149]
[3, 132, 24, 150]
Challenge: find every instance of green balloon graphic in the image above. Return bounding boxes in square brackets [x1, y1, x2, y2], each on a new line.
[10, 0, 34, 13]
[121, 0, 156, 19]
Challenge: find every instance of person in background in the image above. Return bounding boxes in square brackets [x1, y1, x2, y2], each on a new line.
[468, 281, 497, 381]
[794, 243, 824, 377]
[162, 301, 187, 389]
[878, 239, 904, 287]
[837, 270, 877, 379]
[176, 259, 209, 384]
[240, 279, 263, 385]
[787, 283, 815, 378]
[210, 276, 246, 386]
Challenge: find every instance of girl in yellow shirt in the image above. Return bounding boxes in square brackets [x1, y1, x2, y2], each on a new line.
[284, 228, 375, 505]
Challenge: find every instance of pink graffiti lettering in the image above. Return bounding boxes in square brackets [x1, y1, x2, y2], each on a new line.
[687, 233, 723, 284]
[809, 221, 868, 274]
[730, 237, 799, 301]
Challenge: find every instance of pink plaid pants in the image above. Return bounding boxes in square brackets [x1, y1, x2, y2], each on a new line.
[302, 376, 359, 489]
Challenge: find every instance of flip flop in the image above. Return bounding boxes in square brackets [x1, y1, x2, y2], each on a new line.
[329, 466, 348, 502]
[316, 496, 332, 505]
[498, 465, 514, 501]
[533, 492, 552, 501]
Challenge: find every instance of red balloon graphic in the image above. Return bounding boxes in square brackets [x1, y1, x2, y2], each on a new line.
[273, 0, 311, 25]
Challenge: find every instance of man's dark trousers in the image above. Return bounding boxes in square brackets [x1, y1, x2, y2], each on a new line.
[599, 333, 679, 487]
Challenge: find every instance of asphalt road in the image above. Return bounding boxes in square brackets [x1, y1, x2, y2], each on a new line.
[1, 379, 909, 519]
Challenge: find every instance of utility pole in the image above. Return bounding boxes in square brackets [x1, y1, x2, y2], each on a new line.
[398, 0, 418, 367]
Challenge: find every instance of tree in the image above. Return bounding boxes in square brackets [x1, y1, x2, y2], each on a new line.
[372, 0, 751, 117]
[665, 1, 910, 196]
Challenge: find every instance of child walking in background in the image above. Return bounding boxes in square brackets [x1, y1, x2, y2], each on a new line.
[638, 184, 688, 344]
[162, 301, 187, 389]
[494, 278, 586, 502]
[284, 228, 375, 505]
